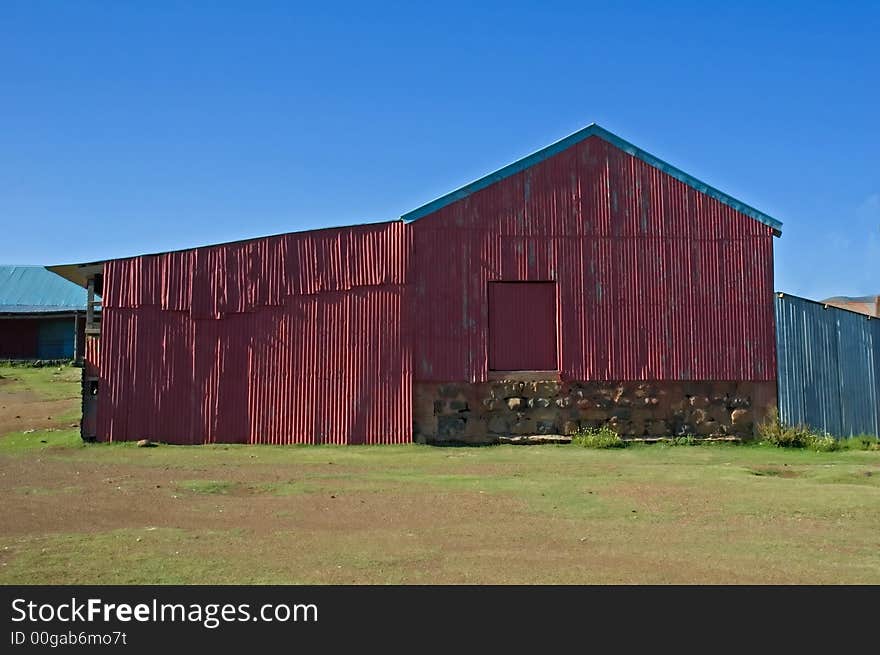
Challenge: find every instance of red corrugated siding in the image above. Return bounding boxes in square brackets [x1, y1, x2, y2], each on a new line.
[0, 319, 39, 358]
[82, 336, 100, 439]
[488, 282, 557, 371]
[412, 135, 776, 383]
[84, 336, 100, 377]
[97, 222, 411, 444]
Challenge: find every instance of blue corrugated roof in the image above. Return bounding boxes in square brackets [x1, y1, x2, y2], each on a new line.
[401, 123, 784, 234]
[0, 265, 87, 313]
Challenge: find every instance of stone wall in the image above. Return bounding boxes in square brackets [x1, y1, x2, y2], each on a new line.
[413, 379, 777, 444]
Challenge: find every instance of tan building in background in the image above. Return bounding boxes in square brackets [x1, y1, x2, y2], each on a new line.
[821, 295, 880, 317]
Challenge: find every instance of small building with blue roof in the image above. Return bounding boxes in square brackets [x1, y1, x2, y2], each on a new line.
[0, 265, 88, 360]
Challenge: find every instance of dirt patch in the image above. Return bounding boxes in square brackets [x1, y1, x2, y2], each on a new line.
[0, 392, 79, 435]
[748, 466, 801, 478]
[604, 481, 715, 517]
[0, 456, 527, 539]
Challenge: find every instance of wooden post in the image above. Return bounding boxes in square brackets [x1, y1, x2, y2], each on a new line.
[72, 312, 79, 361]
[86, 278, 94, 329]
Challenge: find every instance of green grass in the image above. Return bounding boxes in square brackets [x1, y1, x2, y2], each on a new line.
[0, 429, 84, 452]
[178, 479, 238, 495]
[1, 442, 879, 583]
[0, 364, 81, 401]
[0, 529, 258, 585]
[2, 365, 879, 584]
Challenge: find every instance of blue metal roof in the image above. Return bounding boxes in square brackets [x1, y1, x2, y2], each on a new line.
[0, 265, 88, 313]
[401, 123, 784, 234]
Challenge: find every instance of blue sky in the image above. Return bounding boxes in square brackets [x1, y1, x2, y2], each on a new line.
[1, 1, 877, 299]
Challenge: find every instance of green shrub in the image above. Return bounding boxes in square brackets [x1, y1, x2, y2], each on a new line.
[807, 435, 840, 452]
[758, 407, 831, 449]
[672, 435, 697, 446]
[846, 435, 880, 451]
[571, 425, 626, 449]
[764, 424, 816, 448]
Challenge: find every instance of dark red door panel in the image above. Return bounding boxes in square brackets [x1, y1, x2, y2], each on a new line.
[488, 282, 557, 371]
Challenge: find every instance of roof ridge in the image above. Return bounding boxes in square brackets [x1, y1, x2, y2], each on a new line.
[400, 123, 783, 235]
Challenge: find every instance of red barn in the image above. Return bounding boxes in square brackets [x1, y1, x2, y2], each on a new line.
[51, 124, 782, 444]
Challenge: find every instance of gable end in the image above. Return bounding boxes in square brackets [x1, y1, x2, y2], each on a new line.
[401, 124, 783, 235]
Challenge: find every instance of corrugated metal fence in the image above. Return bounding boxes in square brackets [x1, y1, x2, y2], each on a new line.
[775, 293, 880, 437]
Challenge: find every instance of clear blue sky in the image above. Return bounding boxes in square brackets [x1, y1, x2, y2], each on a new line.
[1, 1, 877, 300]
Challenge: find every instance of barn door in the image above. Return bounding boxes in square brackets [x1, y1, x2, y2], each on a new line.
[488, 282, 558, 371]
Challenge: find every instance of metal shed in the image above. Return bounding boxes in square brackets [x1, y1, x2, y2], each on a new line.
[52, 123, 786, 444]
[0, 265, 88, 360]
[775, 293, 879, 437]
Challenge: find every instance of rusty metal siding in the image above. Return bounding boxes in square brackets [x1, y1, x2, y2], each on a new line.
[411, 135, 777, 383]
[775, 294, 879, 437]
[84, 335, 100, 378]
[97, 221, 411, 444]
[488, 282, 557, 371]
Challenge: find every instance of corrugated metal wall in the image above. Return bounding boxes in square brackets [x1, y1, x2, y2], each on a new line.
[96, 221, 411, 444]
[411, 135, 777, 383]
[82, 337, 100, 439]
[775, 293, 880, 437]
[0, 317, 76, 359]
[84, 336, 100, 378]
[37, 317, 76, 359]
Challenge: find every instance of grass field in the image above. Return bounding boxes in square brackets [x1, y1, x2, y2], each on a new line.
[1, 364, 879, 584]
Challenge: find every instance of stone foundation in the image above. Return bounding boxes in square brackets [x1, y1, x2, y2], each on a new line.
[414, 379, 776, 445]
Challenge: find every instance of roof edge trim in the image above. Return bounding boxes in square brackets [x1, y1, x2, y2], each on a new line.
[46, 218, 402, 287]
[47, 263, 105, 289]
[401, 123, 783, 235]
[775, 291, 876, 319]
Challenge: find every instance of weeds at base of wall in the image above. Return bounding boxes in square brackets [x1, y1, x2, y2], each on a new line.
[757, 407, 880, 452]
[571, 426, 626, 449]
[849, 435, 880, 451]
[571, 429, 731, 449]
[831, 435, 880, 451]
[763, 434, 880, 452]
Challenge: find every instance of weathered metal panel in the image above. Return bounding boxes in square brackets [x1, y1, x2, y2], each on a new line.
[411, 135, 777, 383]
[97, 221, 411, 445]
[488, 282, 557, 371]
[775, 293, 879, 437]
[36, 317, 77, 359]
[81, 336, 101, 440]
[84, 336, 100, 378]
